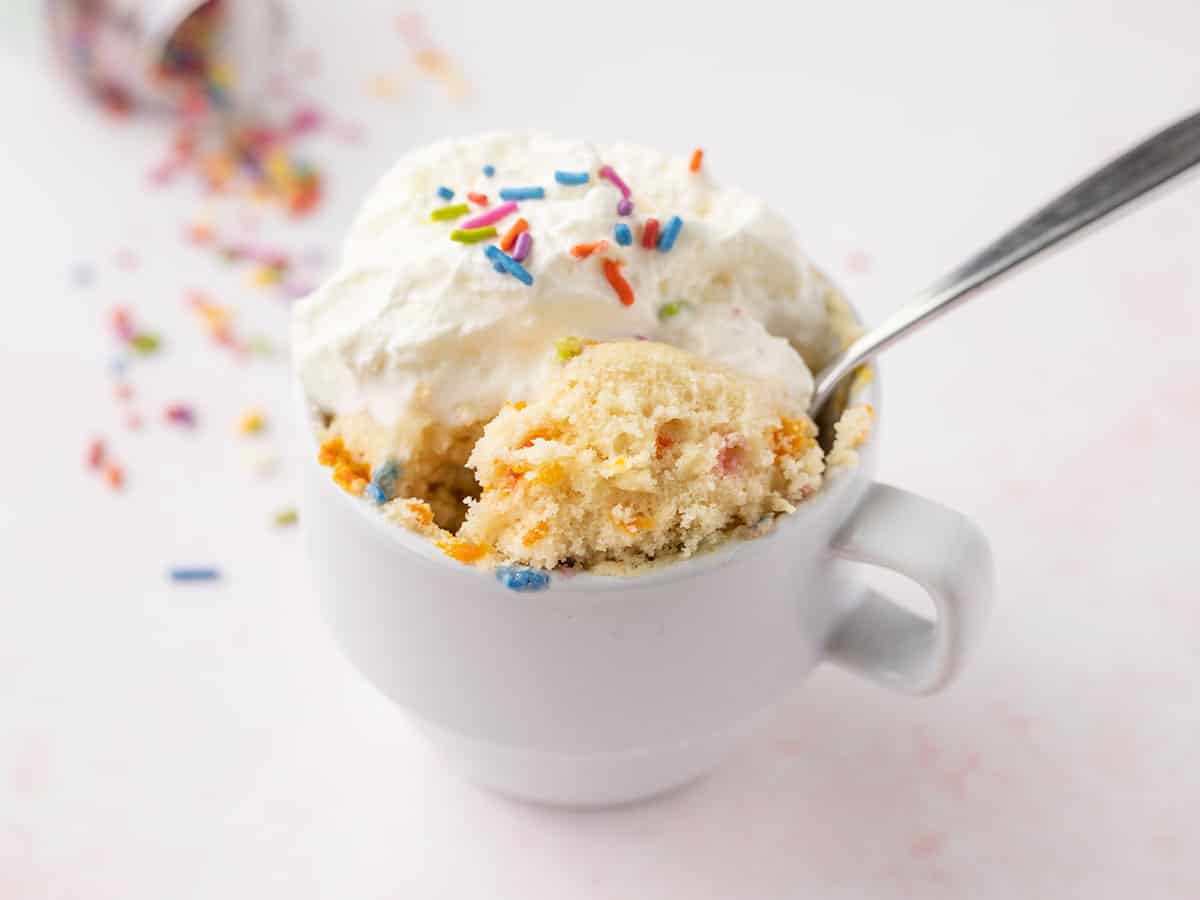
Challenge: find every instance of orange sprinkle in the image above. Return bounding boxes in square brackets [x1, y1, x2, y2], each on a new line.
[689, 148, 704, 172]
[772, 417, 816, 459]
[317, 436, 346, 467]
[602, 258, 634, 306]
[104, 463, 124, 490]
[613, 512, 654, 535]
[404, 499, 434, 527]
[437, 537, 488, 564]
[499, 217, 529, 252]
[332, 461, 371, 495]
[522, 521, 550, 547]
[519, 426, 561, 448]
[467, 192, 489, 206]
[570, 240, 608, 259]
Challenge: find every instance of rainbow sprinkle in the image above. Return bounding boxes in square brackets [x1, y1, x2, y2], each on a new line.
[500, 217, 529, 251]
[554, 170, 589, 185]
[495, 565, 551, 592]
[364, 482, 387, 505]
[170, 567, 220, 582]
[498, 186, 545, 201]
[274, 508, 299, 527]
[450, 226, 499, 243]
[657, 215, 683, 252]
[437, 186, 455, 200]
[602, 258, 634, 306]
[614, 223, 632, 246]
[431, 203, 469, 222]
[512, 231, 533, 262]
[658, 300, 688, 320]
[570, 241, 608, 259]
[689, 148, 704, 172]
[599, 164, 633, 215]
[556, 336, 584, 361]
[483, 164, 495, 177]
[467, 192, 489, 206]
[460, 200, 518, 230]
[484, 245, 534, 285]
[642, 218, 660, 249]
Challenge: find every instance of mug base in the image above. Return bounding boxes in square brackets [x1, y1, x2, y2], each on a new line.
[414, 718, 753, 808]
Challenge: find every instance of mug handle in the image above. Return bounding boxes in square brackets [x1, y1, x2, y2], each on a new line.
[825, 483, 993, 694]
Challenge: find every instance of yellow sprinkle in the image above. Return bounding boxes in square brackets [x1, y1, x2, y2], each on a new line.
[531, 461, 565, 486]
[250, 264, 282, 288]
[556, 336, 584, 361]
[237, 408, 267, 435]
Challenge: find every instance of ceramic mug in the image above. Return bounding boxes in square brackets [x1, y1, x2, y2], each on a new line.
[297, 373, 992, 807]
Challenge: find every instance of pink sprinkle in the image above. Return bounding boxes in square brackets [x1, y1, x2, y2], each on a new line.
[87, 438, 106, 469]
[599, 164, 631, 198]
[165, 404, 196, 427]
[460, 201, 518, 230]
[288, 105, 324, 136]
[512, 231, 532, 262]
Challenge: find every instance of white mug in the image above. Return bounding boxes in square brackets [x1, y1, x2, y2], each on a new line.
[296, 373, 992, 807]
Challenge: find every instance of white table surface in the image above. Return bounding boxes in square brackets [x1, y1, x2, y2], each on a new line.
[3, 1, 1199, 897]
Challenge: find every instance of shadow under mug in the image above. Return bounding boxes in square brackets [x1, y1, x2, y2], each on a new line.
[296, 370, 993, 807]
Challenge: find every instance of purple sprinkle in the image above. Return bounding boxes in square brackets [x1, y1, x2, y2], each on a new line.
[512, 231, 532, 262]
[617, 197, 633, 216]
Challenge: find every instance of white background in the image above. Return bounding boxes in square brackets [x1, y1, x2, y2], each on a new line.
[2, 1, 1199, 897]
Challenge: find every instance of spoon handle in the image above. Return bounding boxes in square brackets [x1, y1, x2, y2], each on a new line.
[811, 109, 1200, 413]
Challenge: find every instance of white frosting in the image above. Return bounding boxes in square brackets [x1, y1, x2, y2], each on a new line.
[292, 132, 835, 428]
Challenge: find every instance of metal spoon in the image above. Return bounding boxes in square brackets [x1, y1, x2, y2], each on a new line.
[811, 109, 1200, 417]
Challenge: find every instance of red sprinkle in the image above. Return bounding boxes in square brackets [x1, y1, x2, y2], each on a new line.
[642, 218, 660, 249]
[602, 258, 634, 306]
[570, 240, 608, 259]
[467, 192, 489, 206]
[689, 148, 704, 172]
[499, 218, 529, 252]
[87, 438, 106, 469]
[111, 307, 135, 341]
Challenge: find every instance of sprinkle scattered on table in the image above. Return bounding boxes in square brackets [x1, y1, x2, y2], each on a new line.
[495, 565, 551, 592]
[169, 567, 220, 583]
[274, 507, 299, 527]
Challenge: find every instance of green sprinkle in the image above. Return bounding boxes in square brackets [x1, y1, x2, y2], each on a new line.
[274, 507, 298, 527]
[657, 301, 688, 321]
[450, 226, 498, 244]
[431, 203, 470, 222]
[130, 332, 161, 355]
[247, 336, 275, 357]
[556, 336, 584, 361]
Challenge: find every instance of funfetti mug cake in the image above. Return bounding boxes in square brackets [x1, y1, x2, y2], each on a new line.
[293, 133, 992, 806]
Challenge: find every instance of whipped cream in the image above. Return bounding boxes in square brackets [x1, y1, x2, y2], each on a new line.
[292, 132, 837, 428]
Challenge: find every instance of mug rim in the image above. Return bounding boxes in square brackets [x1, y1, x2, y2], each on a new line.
[297, 340, 879, 593]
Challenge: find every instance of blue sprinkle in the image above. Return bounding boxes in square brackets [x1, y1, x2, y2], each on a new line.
[437, 186, 455, 201]
[554, 170, 589, 186]
[495, 565, 551, 592]
[657, 215, 683, 252]
[482, 165, 495, 177]
[110, 356, 129, 377]
[170, 567, 219, 582]
[363, 482, 386, 505]
[498, 186, 545, 201]
[484, 245, 535, 286]
[614, 223, 632, 246]
[372, 458, 402, 497]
